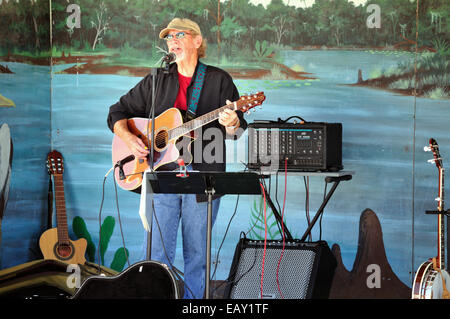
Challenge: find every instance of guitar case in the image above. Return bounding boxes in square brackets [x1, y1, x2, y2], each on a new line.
[71, 260, 180, 299]
[0, 259, 117, 299]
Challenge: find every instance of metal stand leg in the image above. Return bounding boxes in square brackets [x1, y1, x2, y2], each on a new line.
[205, 188, 214, 299]
[262, 186, 293, 241]
[145, 175, 153, 260]
[300, 175, 352, 242]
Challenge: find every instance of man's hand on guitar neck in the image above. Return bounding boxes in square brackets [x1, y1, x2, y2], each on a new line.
[219, 100, 240, 135]
[113, 119, 149, 159]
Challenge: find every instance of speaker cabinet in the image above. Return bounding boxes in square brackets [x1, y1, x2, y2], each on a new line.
[225, 239, 336, 299]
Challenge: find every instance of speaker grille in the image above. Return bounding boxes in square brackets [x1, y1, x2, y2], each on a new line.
[229, 243, 317, 299]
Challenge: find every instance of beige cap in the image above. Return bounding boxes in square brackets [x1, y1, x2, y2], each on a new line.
[159, 18, 202, 39]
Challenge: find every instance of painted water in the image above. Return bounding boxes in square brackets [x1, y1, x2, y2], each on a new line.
[1, 50, 449, 288]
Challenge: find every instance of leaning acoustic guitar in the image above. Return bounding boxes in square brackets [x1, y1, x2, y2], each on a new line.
[412, 138, 450, 299]
[39, 150, 87, 264]
[112, 92, 266, 191]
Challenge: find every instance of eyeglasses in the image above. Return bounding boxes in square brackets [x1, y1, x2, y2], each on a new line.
[164, 31, 190, 41]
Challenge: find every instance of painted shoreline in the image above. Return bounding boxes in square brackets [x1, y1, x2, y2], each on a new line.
[1, 45, 446, 98]
[0, 53, 312, 80]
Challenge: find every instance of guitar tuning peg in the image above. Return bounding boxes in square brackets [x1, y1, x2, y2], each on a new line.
[435, 197, 441, 202]
[424, 146, 432, 152]
[427, 159, 436, 163]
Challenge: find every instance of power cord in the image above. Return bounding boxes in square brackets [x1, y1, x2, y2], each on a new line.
[95, 166, 114, 275]
[96, 165, 131, 274]
[150, 197, 196, 299]
[112, 166, 131, 269]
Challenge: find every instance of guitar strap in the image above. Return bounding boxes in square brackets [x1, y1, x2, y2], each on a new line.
[186, 61, 207, 121]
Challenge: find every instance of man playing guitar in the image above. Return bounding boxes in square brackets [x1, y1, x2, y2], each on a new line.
[107, 18, 247, 299]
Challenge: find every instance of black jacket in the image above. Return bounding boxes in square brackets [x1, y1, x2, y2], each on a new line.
[107, 61, 247, 174]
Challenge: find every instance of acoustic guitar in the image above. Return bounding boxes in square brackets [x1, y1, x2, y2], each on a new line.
[112, 92, 266, 191]
[412, 138, 450, 299]
[39, 150, 87, 264]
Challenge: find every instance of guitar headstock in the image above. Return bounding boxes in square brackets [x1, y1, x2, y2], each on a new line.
[425, 138, 442, 169]
[47, 150, 64, 176]
[235, 92, 266, 113]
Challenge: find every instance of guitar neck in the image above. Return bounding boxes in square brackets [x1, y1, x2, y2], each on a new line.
[438, 167, 445, 269]
[53, 175, 70, 244]
[168, 103, 235, 140]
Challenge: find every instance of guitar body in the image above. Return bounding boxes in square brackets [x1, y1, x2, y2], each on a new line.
[111, 93, 266, 191]
[39, 228, 87, 265]
[412, 260, 450, 299]
[112, 108, 192, 191]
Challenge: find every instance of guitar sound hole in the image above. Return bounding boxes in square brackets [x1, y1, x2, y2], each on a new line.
[54, 242, 75, 260]
[155, 130, 168, 150]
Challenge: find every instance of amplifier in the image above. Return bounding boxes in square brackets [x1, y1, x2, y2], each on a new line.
[225, 239, 337, 299]
[247, 121, 343, 172]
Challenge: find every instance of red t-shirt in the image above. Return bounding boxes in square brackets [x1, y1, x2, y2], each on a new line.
[173, 72, 192, 111]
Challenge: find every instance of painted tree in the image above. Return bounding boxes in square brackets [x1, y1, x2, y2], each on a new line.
[91, 1, 109, 50]
[266, 0, 292, 46]
[211, 16, 247, 57]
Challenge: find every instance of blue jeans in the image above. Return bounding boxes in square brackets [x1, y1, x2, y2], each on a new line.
[143, 193, 221, 299]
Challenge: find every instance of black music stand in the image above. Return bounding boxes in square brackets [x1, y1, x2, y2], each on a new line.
[144, 170, 261, 299]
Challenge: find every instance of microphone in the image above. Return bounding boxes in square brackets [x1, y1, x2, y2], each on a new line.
[163, 52, 177, 63]
[115, 155, 135, 180]
[116, 154, 135, 167]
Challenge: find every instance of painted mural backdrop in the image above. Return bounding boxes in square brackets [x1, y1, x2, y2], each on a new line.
[0, 0, 449, 290]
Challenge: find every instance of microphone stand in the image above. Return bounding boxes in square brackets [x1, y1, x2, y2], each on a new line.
[146, 59, 171, 261]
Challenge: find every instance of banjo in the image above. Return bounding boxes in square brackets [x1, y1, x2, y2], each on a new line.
[412, 138, 450, 299]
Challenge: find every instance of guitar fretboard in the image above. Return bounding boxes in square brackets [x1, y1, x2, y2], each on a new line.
[168, 103, 236, 140]
[54, 175, 70, 244]
[438, 167, 445, 269]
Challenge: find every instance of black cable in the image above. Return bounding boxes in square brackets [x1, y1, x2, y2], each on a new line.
[212, 165, 267, 295]
[210, 165, 261, 295]
[96, 172, 108, 274]
[238, 162, 264, 239]
[150, 197, 196, 299]
[94, 166, 116, 275]
[245, 175, 266, 239]
[210, 193, 240, 295]
[211, 194, 240, 279]
[215, 232, 261, 297]
[113, 166, 130, 268]
[277, 115, 306, 124]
